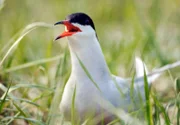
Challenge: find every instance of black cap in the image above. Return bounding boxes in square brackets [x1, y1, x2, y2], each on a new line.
[65, 12, 96, 30]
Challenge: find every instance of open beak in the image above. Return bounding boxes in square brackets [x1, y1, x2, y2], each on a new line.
[54, 20, 81, 40]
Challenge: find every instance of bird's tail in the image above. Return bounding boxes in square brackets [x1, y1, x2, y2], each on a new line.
[135, 57, 161, 85]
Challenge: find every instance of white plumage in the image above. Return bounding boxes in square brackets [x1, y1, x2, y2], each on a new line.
[54, 13, 161, 124]
[58, 24, 160, 123]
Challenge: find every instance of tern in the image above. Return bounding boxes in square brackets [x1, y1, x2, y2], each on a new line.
[54, 12, 160, 124]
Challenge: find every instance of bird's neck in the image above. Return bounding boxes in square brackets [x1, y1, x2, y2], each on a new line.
[67, 35, 111, 82]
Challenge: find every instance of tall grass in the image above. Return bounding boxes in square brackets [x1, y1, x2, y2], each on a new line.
[143, 67, 153, 125]
[0, 0, 179, 125]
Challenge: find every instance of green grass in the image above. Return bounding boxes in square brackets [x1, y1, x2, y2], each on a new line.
[0, 0, 180, 125]
[143, 67, 153, 125]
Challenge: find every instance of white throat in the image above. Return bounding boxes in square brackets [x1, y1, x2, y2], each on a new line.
[67, 33, 111, 83]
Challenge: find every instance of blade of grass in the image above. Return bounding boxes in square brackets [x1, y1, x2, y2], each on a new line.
[143, 65, 153, 125]
[3, 55, 62, 73]
[5, 112, 21, 125]
[4, 116, 45, 125]
[0, 29, 22, 55]
[47, 51, 68, 125]
[175, 78, 180, 125]
[112, 76, 126, 98]
[130, 72, 136, 105]
[71, 85, 76, 125]
[12, 101, 27, 117]
[176, 78, 180, 94]
[4, 53, 14, 69]
[177, 99, 180, 125]
[152, 94, 171, 125]
[0, 22, 53, 68]
[12, 97, 40, 107]
[153, 103, 161, 125]
[55, 47, 68, 82]
[76, 54, 101, 92]
[5, 99, 43, 125]
[32, 91, 53, 103]
[160, 103, 171, 124]
[9, 83, 54, 93]
[0, 83, 11, 113]
[107, 118, 120, 125]
[55, 58, 62, 81]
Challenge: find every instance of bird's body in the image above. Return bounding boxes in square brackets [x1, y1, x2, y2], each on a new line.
[54, 13, 160, 124]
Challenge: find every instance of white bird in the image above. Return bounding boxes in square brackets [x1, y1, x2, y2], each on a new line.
[54, 12, 160, 124]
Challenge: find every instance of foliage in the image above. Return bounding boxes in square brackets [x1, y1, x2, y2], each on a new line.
[0, 0, 179, 124]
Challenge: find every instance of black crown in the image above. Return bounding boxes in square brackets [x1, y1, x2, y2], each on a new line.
[66, 12, 95, 30]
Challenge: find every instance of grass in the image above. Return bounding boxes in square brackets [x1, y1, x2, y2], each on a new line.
[143, 67, 153, 125]
[76, 54, 101, 92]
[0, 0, 180, 125]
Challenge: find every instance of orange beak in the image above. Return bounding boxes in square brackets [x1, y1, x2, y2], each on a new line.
[54, 20, 82, 40]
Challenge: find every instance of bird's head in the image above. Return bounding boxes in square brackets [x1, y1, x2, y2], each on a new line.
[54, 12, 96, 41]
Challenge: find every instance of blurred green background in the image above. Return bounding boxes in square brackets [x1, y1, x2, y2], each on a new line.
[1, 0, 180, 72]
[0, 0, 179, 124]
